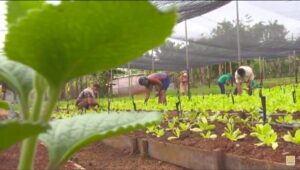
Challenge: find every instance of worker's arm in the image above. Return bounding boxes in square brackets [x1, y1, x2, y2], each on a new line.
[144, 89, 151, 104]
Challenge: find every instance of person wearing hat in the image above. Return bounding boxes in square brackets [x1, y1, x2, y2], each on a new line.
[180, 71, 188, 95]
[235, 66, 255, 95]
[217, 73, 232, 94]
[138, 73, 170, 104]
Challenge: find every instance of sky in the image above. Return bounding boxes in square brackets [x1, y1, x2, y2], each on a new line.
[173, 1, 300, 40]
[1, 1, 300, 52]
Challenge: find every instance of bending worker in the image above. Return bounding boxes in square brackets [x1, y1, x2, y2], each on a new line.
[76, 84, 100, 110]
[217, 73, 232, 94]
[235, 66, 255, 95]
[138, 73, 170, 104]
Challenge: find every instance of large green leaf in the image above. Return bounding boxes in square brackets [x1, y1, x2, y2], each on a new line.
[5, 1, 176, 88]
[0, 56, 34, 116]
[6, 0, 45, 25]
[0, 120, 49, 150]
[39, 112, 161, 169]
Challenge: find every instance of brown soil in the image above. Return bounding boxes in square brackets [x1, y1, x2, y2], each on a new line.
[130, 121, 300, 165]
[72, 142, 184, 170]
[0, 141, 184, 170]
[0, 142, 77, 170]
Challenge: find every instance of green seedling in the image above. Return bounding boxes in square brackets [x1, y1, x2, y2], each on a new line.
[167, 128, 181, 140]
[154, 128, 165, 138]
[222, 122, 247, 141]
[179, 122, 191, 131]
[283, 129, 300, 145]
[276, 114, 293, 124]
[250, 124, 278, 150]
[200, 131, 217, 139]
[166, 116, 179, 131]
[190, 116, 215, 132]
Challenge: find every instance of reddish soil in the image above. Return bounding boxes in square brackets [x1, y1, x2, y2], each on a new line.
[130, 121, 300, 165]
[72, 142, 184, 170]
[0, 142, 77, 170]
[0, 141, 184, 170]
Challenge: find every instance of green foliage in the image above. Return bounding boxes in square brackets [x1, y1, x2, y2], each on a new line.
[0, 100, 10, 110]
[200, 131, 217, 139]
[0, 56, 34, 118]
[222, 121, 247, 141]
[250, 124, 278, 150]
[39, 112, 161, 169]
[179, 122, 191, 131]
[0, 120, 49, 150]
[5, 1, 176, 88]
[146, 124, 165, 138]
[167, 128, 181, 141]
[276, 114, 293, 124]
[6, 0, 45, 25]
[166, 117, 178, 131]
[283, 130, 300, 145]
[190, 116, 215, 132]
[2, 1, 176, 169]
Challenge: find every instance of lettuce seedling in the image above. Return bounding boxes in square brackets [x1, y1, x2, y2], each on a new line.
[222, 122, 247, 141]
[276, 114, 293, 124]
[283, 130, 300, 145]
[200, 131, 217, 139]
[167, 128, 181, 141]
[190, 116, 215, 132]
[179, 122, 191, 131]
[250, 124, 278, 150]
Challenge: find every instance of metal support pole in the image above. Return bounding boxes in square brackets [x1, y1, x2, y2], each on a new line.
[236, 0, 241, 66]
[184, 20, 191, 100]
[127, 63, 136, 111]
[294, 50, 298, 84]
[151, 50, 154, 73]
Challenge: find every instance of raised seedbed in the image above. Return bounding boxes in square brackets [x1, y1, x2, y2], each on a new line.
[104, 130, 300, 170]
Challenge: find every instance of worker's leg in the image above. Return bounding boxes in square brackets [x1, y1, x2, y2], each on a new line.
[159, 90, 166, 104]
[247, 82, 252, 96]
[236, 83, 242, 95]
[218, 83, 225, 94]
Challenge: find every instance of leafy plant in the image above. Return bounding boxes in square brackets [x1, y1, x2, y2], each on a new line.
[166, 116, 178, 131]
[167, 128, 181, 140]
[190, 116, 215, 132]
[275, 114, 293, 124]
[146, 124, 165, 137]
[250, 124, 278, 150]
[283, 129, 300, 145]
[1, 1, 176, 170]
[179, 122, 191, 131]
[222, 122, 247, 141]
[216, 114, 229, 124]
[200, 131, 217, 139]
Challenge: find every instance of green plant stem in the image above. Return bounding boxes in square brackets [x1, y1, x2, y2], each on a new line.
[40, 86, 60, 122]
[18, 137, 38, 170]
[20, 100, 30, 120]
[18, 75, 46, 170]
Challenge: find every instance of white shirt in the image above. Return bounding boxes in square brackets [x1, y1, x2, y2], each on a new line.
[235, 66, 255, 83]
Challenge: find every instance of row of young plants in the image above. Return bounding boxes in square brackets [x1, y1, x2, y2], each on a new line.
[52, 84, 299, 119]
[102, 84, 299, 113]
[145, 111, 300, 150]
